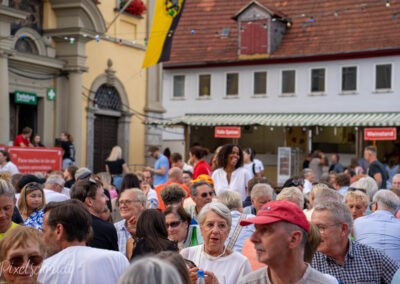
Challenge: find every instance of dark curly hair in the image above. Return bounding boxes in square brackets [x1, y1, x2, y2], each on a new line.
[216, 144, 243, 170]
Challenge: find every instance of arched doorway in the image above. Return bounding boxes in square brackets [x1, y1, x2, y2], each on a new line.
[93, 85, 121, 173]
[86, 59, 132, 172]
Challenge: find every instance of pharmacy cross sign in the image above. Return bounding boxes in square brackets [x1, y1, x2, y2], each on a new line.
[47, 88, 56, 101]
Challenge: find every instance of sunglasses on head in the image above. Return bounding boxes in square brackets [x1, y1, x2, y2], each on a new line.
[166, 220, 182, 228]
[200, 191, 215, 198]
[25, 182, 42, 189]
[348, 187, 367, 194]
[8, 255, 43, 267]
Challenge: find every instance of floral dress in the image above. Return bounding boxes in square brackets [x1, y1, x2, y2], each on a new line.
[24, 209, 44, 230]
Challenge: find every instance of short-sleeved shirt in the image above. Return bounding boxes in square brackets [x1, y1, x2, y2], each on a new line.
[105, 159, 125, 175]
[24, 209, 44, 230]
[368, 160, 388, 189]
[238, 265, 338, 284]
[312, 240, 399, 284]
[153, 154, 169, 186]
[13, 134, 30, 147]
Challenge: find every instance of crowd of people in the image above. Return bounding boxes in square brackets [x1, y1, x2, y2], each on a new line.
[0, 142, 399, 283]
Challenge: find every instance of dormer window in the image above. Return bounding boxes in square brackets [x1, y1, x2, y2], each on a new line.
[234, 1, 288, 57]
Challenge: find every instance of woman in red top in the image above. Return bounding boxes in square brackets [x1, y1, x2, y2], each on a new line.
[189, 146, 211, 179]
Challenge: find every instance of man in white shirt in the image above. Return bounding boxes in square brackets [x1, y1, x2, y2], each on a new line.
[39, 199, 129, 283]
[302, 168, 315, 195]
[0, 150, 19, 176]
[43, 175, 69, 204]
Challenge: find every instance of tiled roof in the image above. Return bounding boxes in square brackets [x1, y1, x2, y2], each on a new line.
[166, 0, 400, 66]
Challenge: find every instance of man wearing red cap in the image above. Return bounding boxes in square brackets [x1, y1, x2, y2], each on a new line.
[238, 200, 337, 284]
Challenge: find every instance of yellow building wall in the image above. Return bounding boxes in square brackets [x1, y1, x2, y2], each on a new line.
[83, 0, 148, 167]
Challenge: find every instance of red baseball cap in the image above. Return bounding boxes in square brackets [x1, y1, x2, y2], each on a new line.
[240, 200, 310, 232]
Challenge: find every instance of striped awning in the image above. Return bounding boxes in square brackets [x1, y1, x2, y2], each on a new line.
[145, 112, 400, 127]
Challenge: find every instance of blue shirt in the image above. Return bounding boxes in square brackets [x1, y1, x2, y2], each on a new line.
[24, 209, 44, 230]
[354, 210, 400, 264]
[114, 220, 130, 257]
[312, 240, 399, 284]
[153, 154, 169, 186]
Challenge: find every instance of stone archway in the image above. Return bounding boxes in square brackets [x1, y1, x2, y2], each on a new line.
[86, 59, 132, 171]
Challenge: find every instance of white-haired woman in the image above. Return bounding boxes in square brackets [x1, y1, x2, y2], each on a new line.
[105, 146, 129, 191]
[180, 202, 251, 284]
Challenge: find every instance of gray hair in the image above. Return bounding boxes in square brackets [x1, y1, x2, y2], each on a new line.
[190, 181, 211, 196]
[373, 190, 400, 215]
[198, 201, 232, 227]
[303, 168, 313, 178]
[45, 175, 65, 186]
[350, 177, 378, 201]
[313, 201, 353, 233]
[218, 191, 242, 211]
[0, 179, 15, 200]
[276, 187, 304, 209]
[313, 188, 341, 207]
[251, 183, 274, 200]
[118, 256, 183, 284]
[122, 188, 147, 206]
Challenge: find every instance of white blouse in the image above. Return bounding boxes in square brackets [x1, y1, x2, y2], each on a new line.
[212, 167, 251, 201]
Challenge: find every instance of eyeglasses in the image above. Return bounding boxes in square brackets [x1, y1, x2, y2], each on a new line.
[8, 255, 43, 267]
[315, 223, 339, 233]
[348, 187, 367, 194]
[118, 199, 142, 206]
[200, 191, 215, 198]
[166, 220, 182, 228]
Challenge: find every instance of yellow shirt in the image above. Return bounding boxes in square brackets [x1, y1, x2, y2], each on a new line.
[0, 222, 20, 240]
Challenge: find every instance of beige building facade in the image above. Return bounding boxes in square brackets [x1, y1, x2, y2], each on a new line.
[0, 0, 157, 172]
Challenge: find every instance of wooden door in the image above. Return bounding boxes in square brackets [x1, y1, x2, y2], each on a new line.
[93, 114, 119, 174]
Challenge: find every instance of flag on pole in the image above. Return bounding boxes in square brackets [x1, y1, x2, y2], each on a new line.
[142, 0, 186, 68]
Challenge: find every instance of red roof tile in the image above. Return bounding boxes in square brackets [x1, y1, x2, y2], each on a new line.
[166, 0, 400, 66]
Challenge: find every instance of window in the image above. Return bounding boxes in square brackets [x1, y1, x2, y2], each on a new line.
[254, 72, 267, 95]
[342, 66, 357, 91]
[240, 20, 268, 55]
[199, 74, 211, 97]
[173, 75, 185, 98]
[376, 64, 391, 90]
[282, 70, 295, 94]
[95, 84, 121, 111]
[226, 73, 239, 96]
[311, 68, 325, 93]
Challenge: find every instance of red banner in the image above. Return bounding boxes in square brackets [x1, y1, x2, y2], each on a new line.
[364, 128, 397, 141]
[7, 147, 63, 173]
[214, 126, 241, 138]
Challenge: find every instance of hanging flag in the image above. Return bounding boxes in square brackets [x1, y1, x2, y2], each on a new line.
[142, 0, 185, 68]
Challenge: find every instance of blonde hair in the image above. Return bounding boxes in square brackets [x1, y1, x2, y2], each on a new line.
[344, 190, 369, 208]
[0, 226, 46, 260]
[277, 187, 304, 209]
[106, 146, 122, 161]
[17, 183, 45, 216]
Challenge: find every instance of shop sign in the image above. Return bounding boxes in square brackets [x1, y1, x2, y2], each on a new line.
[47, 88, 56, 101]
[214, 126, 241, 138]
[364, 128, 397, 141]
[14, 91, 37, 106]
[8, 147, 62, 173]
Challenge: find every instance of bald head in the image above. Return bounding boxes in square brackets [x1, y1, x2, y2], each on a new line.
[168, 167, 183, 183]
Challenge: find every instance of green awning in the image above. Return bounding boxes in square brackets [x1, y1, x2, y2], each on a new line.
[145, 112, 400, 127]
